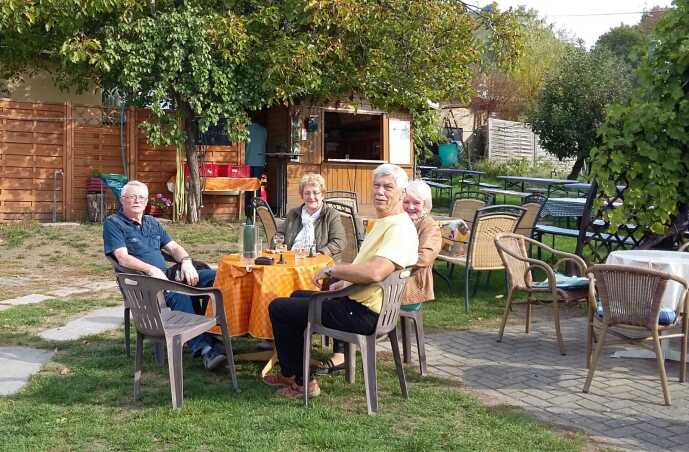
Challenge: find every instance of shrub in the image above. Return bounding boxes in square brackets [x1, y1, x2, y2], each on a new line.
[475, 158, 564, 178]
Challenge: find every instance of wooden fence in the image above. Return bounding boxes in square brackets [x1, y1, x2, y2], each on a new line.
[0, 100, 243, 222]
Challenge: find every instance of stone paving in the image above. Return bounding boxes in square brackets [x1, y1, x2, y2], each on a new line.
[39, 306, 123, 341]
[413, 305, 689, 451]
[0, 347, 54, 395]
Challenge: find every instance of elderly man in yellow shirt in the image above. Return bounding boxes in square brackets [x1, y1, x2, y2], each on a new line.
[264, 163, 419, 398]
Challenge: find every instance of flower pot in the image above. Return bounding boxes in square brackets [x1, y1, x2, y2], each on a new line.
[147, 205, 166, 217]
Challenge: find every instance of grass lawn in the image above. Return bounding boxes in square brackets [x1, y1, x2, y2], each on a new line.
[0, 221, 589, 451]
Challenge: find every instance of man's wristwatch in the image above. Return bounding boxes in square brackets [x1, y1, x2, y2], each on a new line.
[323, 265, 333, 278]
[180, 256, 192, 263]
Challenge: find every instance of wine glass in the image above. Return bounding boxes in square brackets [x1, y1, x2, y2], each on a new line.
[272, 233, 286, 252]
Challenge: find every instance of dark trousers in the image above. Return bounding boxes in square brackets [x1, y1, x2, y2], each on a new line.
[245, 165, 264, 217]
[268, 290, 378, 385]
[164, 268, 217, 355]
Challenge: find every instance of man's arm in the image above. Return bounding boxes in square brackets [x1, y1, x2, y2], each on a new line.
[161, 240, 190, 262]
[112, 247, 167, 279]
[314, 256, 396, 286]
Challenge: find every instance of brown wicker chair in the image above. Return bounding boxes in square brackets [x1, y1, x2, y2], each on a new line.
[583, 264, 689, 405]
[302, 268, 412, 415]
[494, 232, 588, 355]
[437, 205, 525, 312]
[449, 191, 494, 227]
[324, 200, 364, 263]
[515, 194, 546, 238]
[324, 190, 359, 214]
[253, 198, 278, 246]
[116, 273, 239, 409]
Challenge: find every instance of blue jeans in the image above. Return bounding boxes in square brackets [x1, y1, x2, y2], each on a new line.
[164, 268, 217, 355]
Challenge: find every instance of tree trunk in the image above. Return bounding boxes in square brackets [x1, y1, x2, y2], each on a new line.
[639, 203, 689, 250]
[567, 156, 585, 180]
[180, 102, 201, 223]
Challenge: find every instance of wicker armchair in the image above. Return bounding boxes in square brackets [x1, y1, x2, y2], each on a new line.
[437, 205, 525, 312]
[515, 194, 546, 238]
[324, 190, 359, 214]
[583, 264, 689, 405]
[494, 233, 588, 355]
[449, 191, 495, 225]
[253, 198, 278, 246]
[324, 200, 364, 263]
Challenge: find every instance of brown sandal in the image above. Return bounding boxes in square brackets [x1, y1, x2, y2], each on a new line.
[263, 373, 295, 387]
[277, 380, 321, 399]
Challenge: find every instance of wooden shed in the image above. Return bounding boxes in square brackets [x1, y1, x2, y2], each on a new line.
[259, 97, 414, 217]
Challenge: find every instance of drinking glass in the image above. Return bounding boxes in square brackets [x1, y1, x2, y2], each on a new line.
[272, 233, 286, 252]
[294, 246, 307, 260]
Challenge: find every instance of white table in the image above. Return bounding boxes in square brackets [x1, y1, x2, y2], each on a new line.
[605, 250, 689, 360]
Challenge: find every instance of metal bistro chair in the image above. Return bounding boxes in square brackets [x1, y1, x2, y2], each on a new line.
[449, 191, 495, 227]
[494, 232, 589, 355]
[303, 268, 412, 415]
[437, 205, 525, 312]
[324, 190, 359, 214]
[584, 265, 689, 406]
[116, 273, 239, 409]
[253, 198, 278, 246]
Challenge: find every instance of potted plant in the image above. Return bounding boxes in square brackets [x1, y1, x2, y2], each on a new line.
[147, 193, 173, 217]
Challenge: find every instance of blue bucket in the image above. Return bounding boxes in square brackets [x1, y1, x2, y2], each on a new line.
[438, 143, 459, 167]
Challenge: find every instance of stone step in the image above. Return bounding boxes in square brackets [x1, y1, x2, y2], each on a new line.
[39, 306, 123, 341]
[0, 346, 54, 395]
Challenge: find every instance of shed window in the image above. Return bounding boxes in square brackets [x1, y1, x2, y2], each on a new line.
[324, 112, 382, 161]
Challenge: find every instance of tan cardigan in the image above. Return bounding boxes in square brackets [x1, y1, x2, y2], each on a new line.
[404, 215, 442, 305]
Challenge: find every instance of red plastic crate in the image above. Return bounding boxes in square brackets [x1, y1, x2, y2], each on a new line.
[216, 163, 231, 177]
[184, 163, 219, 178]
[228, 164, 250, 178]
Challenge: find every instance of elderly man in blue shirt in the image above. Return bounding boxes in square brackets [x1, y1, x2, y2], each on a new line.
[103, 180, 225, 370]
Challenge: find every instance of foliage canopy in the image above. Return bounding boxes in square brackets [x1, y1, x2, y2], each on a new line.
[590, 0, 689, 235]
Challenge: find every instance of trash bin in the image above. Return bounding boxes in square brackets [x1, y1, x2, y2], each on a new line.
[438, 143, 459, 167]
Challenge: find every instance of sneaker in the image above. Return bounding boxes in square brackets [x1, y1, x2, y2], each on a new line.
[277, 380, 321, 399]
[202, 349, 226, 370]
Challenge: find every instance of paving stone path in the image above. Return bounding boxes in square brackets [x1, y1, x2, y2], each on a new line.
[39, 306, 123, 341]
[396, 305, 689, 452]
[0, 346, 54, 395]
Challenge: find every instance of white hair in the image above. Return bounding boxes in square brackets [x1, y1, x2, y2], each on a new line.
[405, 180, 433, 213]
[372, 163, 408, 189]
[120, 180, 148, 198]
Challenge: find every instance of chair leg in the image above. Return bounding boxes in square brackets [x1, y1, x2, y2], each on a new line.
[414, 311, 427, 376]
[401, 317, 412, 364]
[166, 335, 184, 409]
[433, 267, 452, 291]
[345, 342, 356, 384]
[681, 313, 688, 383]
[464, 267, 471, 312]
[586, 311, 594, 369]
[218, 319, 239, 392]
[583, 323, 608, 394]
[497, 290, 513, 343]
[553, 299, 566, 355]
[360, 337, 378, 415]
[525, 300, 532, 334]
[652, 331, 671, 405]
[388, 329, 409, 398]
[303, 324, 313, 407]
[133, 332, 144, 400]
[124, 307, 131, 356]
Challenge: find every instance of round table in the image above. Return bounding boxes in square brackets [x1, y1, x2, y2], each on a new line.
[606, 250, 689, 311]
[210, 253, 332, 339]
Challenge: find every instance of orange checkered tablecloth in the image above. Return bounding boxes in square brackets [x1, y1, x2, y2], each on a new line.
[209, 253, 332, 339]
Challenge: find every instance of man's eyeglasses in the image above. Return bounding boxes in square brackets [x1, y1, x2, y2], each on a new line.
[123, 195, 148, 201]
[303, 191, 322, 197]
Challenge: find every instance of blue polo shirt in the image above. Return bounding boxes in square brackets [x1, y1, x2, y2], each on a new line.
[103, 210, 172, 271]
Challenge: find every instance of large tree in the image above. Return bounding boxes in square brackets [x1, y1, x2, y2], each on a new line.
[590, 0, 688, 240]
[528, 46, 631, 179]
[1, 0, 522, 222]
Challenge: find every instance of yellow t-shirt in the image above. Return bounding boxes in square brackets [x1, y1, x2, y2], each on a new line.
[350, 212, 419, 313]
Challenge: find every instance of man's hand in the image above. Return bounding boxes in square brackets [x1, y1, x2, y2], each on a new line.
[147, 266, 168, 280]
[179, 259, 199, 286]
[328, 280, 350, 291]
[312, 268, 328, 288]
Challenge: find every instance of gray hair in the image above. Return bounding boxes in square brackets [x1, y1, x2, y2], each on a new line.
[299, 173, 326, 195]
[372, 163, 408, 189]
[120, 180, 148, 198]
[404, 180, 433, 213]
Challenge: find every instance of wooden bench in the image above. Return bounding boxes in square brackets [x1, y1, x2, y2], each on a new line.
[424, 180, 453, 205]
[479, 187, 531, 202]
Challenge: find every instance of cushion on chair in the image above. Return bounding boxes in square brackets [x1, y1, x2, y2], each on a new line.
[533, 273, 589, 290]
[595, 303, 677, 326]
[401, 303, 422, 312]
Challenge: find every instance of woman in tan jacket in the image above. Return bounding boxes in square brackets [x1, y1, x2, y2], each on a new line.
[402, 180, 442, 307]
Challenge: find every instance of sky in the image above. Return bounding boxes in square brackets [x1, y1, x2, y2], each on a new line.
[478, 0, 675, 48]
